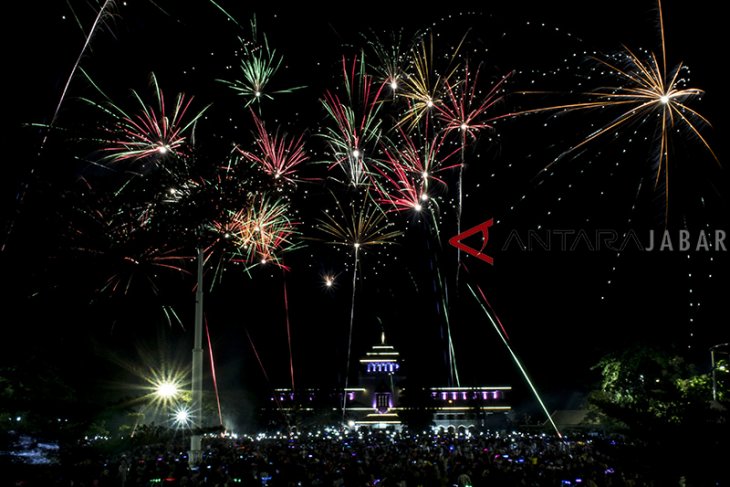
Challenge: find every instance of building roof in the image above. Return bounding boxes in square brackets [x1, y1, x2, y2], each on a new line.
[359, 332, 401, 364]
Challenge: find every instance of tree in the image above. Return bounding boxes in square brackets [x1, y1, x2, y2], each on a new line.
[589, 346, 729, 485]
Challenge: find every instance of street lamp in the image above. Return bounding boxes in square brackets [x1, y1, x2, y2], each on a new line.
[710, 343, 729, 401]
[156, 382, 179, 401]
[151, 378, 182, 426]
[173, 405, 192, 428]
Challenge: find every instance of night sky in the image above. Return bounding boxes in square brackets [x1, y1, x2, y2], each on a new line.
[2, 1, 728, 429]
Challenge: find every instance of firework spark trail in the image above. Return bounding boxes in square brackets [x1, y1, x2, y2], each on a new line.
[64, 0, 86, 35]
[435, 254, 460, 386]
[318, 196, 400, 419]
[206, 0, 241, 28]
[238, 111, 309, 183]
[206, 216, 243, 288]
[372, 152, 461, 385]
[245, 329, 271, 383]
[83, 203, 191, 297]
[283, 277, 295, 391]
[98, 245, 190, 297]
[397, 46, 497, 378]
[372, 154, 425, 213]
[428, 209, 459, 386]
[436, 64, 512, 283]
[321, 56, 387, 186]
[467, 283, 561, 438]
[245, 329, 288, 420]
[46, 0, 116, 148]
[342, 246, 359, 421]
[600, 178, 644, 303]
[510, 0, 716, 219]
[161, 305, 184, 329]
[205, 319, 224, 427]
[65, 183, 195, 303]
[2, 0, 117, 253]
[471, 277, 511, 341]
[373, 130, 463, 383]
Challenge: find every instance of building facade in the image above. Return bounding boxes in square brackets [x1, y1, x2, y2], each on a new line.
[265, 334, 511, 429]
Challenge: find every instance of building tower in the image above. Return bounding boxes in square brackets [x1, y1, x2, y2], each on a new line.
[349, 331, 403, 428]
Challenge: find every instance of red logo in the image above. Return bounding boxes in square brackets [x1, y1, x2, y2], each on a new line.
[449, 219, 494, 265]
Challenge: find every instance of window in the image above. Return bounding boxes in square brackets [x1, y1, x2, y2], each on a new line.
[375, 392, 391, 413]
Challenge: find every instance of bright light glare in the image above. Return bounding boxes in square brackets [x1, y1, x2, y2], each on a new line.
[156, 382, 178, 399]
[173, 407, 191, 427]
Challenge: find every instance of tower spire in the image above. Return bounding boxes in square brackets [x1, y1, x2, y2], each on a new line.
[377, 316, 386, 345]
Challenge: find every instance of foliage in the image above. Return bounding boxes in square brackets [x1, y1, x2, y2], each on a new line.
[588, 346, 729, 484]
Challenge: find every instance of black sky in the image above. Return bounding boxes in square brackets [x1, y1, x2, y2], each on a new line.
[2, 0, 728, 424]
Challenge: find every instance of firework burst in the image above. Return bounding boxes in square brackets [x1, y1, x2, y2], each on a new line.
[435, 63, 511, 279]
[98, 243, 191, 297]
[66, 190, 191, 300]
[219, 18, 304, 108]
[514, 0, 717, 214]
[81, 71, 208, 164]
[321, 56, 387, 186]
[397, 34, 465, 131]
[237, 111, 309, 184]
[373, 157, 425, 213]
[318, 195, 401, 249]
[317, 195, 399, 419]
[239, 196, 298, 265]
[365, 29, 412, 94]
[382, 128, 460, 195]
[206, 195, 298, 279]
[436, 64, 511, 143]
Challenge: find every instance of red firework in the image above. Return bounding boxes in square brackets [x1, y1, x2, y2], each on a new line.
[436, 64, 512, 145]
[238, 111, 309, 183]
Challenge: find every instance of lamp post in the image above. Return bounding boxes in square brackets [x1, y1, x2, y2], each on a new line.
[190, 247, 204, 466]
[153, 379, 180, 428]
[710, 343, 729, 401]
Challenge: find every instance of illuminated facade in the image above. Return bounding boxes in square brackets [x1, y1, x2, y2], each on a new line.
[348, 333, 404, 428]
[265, 333, 511, 429]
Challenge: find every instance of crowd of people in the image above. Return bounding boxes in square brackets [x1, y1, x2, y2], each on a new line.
[9, 428, 656, 487]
